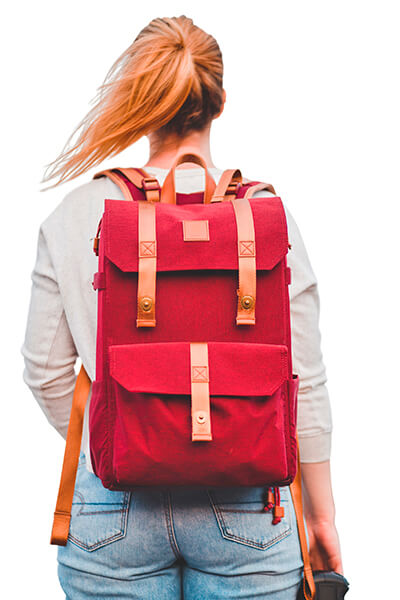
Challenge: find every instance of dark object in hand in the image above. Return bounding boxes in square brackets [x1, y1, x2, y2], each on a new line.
[297, 570, 350, 599]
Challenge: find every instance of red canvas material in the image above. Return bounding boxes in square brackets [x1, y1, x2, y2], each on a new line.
[89, 172, 298, 491]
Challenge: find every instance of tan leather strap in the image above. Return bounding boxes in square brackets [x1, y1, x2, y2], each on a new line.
[94, 168, 161, 202]
[94, 169, 134, 201]
[118, 168, 161, 202]
[160, 152, 217, 204]
[243, 181, 277, 198]
[290, 437, 316, 600]
[50, 365, 91, 546]
[137, 201, 157, 327]
[190, 343, 212, 441]
[210, 168, 242, 203]
[231, 198, 257, 325]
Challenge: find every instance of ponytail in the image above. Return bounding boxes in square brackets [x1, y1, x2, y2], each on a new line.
[43, 15, 224, 187]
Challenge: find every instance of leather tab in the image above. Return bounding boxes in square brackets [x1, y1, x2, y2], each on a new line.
[50, 512, 71, 546]
[273, 505, 285, 518]
[182, 220, 210, 241]
[190, 343, 212, 441]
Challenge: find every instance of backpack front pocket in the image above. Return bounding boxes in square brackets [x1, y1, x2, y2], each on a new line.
[104, 341, 295, 489]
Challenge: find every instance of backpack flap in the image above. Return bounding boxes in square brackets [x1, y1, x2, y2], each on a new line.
[100, 196, 289, 332]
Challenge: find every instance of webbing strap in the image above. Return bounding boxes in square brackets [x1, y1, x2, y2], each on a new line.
[290, 438, 316, 599]
[50, 365, 91, 546]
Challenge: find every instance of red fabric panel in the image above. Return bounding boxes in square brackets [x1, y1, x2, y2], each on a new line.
[110, 383, 288, 488]
[103, 266, 288, 347]
[109, 342, 288, 396]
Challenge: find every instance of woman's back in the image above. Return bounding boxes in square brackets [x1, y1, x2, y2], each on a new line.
[22, 164, 331, 471]
[21, 13, 343, 599]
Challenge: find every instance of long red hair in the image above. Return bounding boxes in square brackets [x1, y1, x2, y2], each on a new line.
[43, 15, 224, 187]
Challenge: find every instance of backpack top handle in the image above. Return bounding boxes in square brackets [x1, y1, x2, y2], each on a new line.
[160, 152, 217, 204]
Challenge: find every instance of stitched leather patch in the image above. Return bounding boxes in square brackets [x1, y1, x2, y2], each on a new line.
[191, 366, 209, 383]
[183, 220, 210, 241]
[239, 240, 255, 257]
[139, 241, 156, 258]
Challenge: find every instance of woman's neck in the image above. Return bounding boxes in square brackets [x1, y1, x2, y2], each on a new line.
[143, 127, 216, 170]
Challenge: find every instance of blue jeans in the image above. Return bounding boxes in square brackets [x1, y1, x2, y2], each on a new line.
[57, 454, 304, 599]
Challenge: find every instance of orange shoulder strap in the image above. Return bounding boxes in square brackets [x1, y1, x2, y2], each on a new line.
[50, 365, 91, 545]
[290, 438, 316, 599]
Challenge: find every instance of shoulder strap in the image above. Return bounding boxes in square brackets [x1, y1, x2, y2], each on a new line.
[94, 167, 275, 203]
[94, 167, 161, 202]
[242, 181, 277, 197]
[50, 365, 91, 545]
[290, 438, 316, 599]
[210, 169, 276, 202]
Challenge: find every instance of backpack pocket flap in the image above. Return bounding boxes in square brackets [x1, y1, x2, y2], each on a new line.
[103, 197, 288, 272]
[109, 341, 288, 397]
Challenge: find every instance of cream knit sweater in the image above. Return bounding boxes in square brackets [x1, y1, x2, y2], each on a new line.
[21, 166, 332, 471]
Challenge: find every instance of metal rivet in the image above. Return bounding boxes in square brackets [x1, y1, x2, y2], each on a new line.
[241, 295, 255, 310]
[196, 412, 207, 424]
[140, 297, 153, 312]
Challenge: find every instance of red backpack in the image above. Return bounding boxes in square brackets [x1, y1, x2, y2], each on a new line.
[50, 152, 315, 599]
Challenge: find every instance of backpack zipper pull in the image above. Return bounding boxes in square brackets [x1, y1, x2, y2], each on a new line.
[272, 487, 285, 524]
[263, 486, 275, 512]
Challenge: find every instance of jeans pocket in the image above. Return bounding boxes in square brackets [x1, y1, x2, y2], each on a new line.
[68, 455, 131, 552]
[208, 485, 292, 550]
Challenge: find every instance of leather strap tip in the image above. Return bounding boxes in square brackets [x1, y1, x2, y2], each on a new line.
[136, 319, 156, 328]
[50, 512, 71, 546]
[192, 433, 213, 441]
[236, 317, 256, 326]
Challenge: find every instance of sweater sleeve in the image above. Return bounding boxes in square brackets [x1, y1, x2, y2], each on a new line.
[21, 225, 78, 439]
[284, 205, 333, 462]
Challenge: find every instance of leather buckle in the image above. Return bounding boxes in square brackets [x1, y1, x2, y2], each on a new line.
[225, 181, 240, 196]
[141, 177, 161, 192]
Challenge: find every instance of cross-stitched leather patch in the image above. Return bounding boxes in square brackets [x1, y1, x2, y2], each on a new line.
[239, 240, 255, 257]
[139, 241, 156, 258]
[191, 366, 209, 383]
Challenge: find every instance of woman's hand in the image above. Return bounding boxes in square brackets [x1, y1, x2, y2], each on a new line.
[300, 460, 344, 575]
[305, 517, 343, 574]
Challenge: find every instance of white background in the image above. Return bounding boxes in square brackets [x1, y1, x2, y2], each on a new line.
[1, 1, 399, 597]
